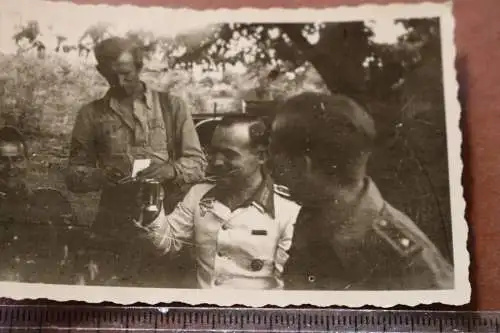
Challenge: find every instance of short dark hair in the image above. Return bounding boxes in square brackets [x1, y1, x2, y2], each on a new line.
[0, 126, 28, 156]
[217, 115, 269, 150]
[94, 37, 144, 69]
[272, 92, 376, 184]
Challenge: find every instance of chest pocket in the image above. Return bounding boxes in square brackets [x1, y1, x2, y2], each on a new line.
[147, 116, 168, 153]
[99, 117, 131, 155]
[224, 209, 280, 265]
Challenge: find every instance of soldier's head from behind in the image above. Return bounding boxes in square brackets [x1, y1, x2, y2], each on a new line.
[94, 37, 144, 97]
[269, 92, 376, 206]
[208, 116, 269, 189]
[0, 126, 29, 194]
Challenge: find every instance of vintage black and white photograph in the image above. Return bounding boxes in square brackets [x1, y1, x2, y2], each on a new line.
[0, 0, 468, 306]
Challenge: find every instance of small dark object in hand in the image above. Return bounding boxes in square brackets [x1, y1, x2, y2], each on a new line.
[139, 179, 163, 225]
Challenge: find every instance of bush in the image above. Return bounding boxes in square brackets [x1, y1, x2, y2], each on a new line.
[143, 69, 213, 114]
[0, 54, 108, 136]
[0, 54, 328, 138]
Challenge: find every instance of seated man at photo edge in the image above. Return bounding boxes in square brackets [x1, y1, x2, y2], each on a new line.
[268, 92, 454, 290]
[0, 126, 92, 285]
[133, 116, 301, 289]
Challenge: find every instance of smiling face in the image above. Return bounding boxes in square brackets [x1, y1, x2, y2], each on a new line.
[0, 141, 28, 194]
[208, 123, 265, 188]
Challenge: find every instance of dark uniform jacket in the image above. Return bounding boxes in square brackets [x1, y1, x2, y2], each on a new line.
[283, 177, 454, 290]
[0, 187, 90, 284]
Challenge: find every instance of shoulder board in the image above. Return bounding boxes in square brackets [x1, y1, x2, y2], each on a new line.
[273, 184, 291, 198]
[372, 216, 423, 257]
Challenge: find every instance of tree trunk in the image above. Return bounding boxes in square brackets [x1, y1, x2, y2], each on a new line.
[278, 23, 370, 102]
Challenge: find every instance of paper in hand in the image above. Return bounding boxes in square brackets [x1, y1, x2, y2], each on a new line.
[132, 159, 151, 178]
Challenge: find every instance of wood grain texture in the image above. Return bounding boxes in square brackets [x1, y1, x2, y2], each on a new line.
[63, 0, 497, 309]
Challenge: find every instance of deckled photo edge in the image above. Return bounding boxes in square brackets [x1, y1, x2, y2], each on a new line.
[0, 0, 469, 308]
[439, 4, 472, 306]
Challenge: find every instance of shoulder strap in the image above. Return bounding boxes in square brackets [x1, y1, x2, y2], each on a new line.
[157, 90, 177, 160]
[371, 204, 423, 258]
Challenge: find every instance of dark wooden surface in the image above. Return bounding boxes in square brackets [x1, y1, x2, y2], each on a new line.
[60, 0, 498, 310]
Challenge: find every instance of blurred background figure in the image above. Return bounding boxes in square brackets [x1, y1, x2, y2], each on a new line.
[0, 126, 91, 284]
[269, 92, 454, 290]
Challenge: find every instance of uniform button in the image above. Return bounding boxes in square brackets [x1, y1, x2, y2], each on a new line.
[400, 238, 411, 247]
[214, 276, 228, 286]
[250, 259, 264, 271]
[221, 224, 228, 230]
[217, 251, 225, 257]
[308, 275, 316, 283]
[379, 219, 388, 227]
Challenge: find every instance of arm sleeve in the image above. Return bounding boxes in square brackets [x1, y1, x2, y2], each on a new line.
[65, 103, 104, 193]
[143, 186, 200, 254]
[274, 204, 300, 288]
[166, 94, 207, 185]
[404, 243, 455, 289]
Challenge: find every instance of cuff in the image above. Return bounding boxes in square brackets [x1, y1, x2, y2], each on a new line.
[133, 203, 167, 231]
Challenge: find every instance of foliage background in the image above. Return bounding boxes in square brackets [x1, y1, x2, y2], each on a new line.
[0, 6, 453, 262]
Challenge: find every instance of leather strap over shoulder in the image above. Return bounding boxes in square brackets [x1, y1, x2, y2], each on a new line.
[157, 91, 176, 160]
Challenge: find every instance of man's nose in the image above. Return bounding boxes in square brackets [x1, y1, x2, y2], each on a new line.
[118, 75, 127, 85]
[5, 158, 14, 169]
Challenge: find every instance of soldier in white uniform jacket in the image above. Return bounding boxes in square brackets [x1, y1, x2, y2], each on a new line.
[134, 116, 301, 289]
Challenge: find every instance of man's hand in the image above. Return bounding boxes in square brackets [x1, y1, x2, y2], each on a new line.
[66, 166, 122, 193]
[103, 166, 128, 185]
[136, 162, 176, 182]
[131, 183, 163, 229]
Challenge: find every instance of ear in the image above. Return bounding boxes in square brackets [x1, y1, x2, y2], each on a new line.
[285, 154, 309, 176]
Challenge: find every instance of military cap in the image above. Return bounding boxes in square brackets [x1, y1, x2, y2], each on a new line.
[274, 92, 377, 152]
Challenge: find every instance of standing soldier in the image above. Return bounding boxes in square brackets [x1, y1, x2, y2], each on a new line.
[0, 126, 88, 284]
[65, 37, 207, 286]
[268, 92, 454, 290]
